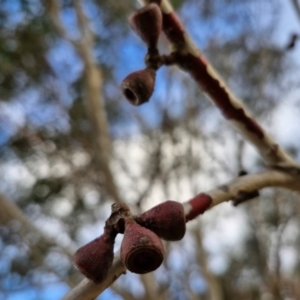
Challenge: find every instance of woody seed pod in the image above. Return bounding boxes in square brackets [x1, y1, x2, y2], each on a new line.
[121, 218, 164, 274]
[121, 68, 156, 106]
[129, 3, 162, 48]
[137, 201, 186, 241]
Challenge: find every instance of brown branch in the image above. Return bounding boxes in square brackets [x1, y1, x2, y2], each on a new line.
[137, 0, 295, 166]
[73, 0, 95, 46]
[61, 166, 300, 299]
[46, 0, 122, 203]
[46, 0, 78, 44]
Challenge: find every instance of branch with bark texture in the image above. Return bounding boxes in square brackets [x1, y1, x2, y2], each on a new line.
[61, 166, 300, 300]
[0, 194, 75, 257]
[136, 0, 295, 166]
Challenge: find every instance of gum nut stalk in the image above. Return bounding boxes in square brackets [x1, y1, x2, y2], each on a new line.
[138, 201, 186, 241]
[121, 68, 156, 106]
[73, 231, 115, 284]
[129, 3, 162, 47]
[120, 218, 165, 274]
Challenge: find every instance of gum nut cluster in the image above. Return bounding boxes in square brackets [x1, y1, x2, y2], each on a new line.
[121, 3, 162, 105]
[73, 200, 187, 283]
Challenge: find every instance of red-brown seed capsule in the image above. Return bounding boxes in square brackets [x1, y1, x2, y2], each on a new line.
[73, 231, 115, 284]
[120, 218, 164, 274]
[129, 3, 162, 48]
[121, 68, 156, 106]
[137, 201, 186, 241]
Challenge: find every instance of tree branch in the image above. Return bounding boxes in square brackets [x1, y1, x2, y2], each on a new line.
[71, 0, 122, 203]
[137, 0, 295, 166]
[61, 252, 126, 300]
[0, 194, 77, 286]
[183, 165, 300, 218]
[47, 0, 122, 203]
[291, 0, 300, 23]
[59, 1, 300, 298]
[193, 225, 224, 300]
[61, 166, 300, 299]
[46, 0, 78, 44]
[0, 194, 75, 256]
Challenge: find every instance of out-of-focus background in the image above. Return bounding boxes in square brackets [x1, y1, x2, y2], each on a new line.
[1, 0, 300, 299]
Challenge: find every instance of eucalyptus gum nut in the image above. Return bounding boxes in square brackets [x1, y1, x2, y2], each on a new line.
[121, 68, 156, 106]
[120, 219, 164, 274]
[129, 3, 162, 48]
[73, 232, 115, 284]
[137, 201, 186, 241]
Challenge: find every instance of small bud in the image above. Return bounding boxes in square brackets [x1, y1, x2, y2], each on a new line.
[121, 218, 164, 274]
[121, 68, 156, 106]
[73, 231, 116, 283]
[129, 3, 162, 48]
[137, 201, 186, 241]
